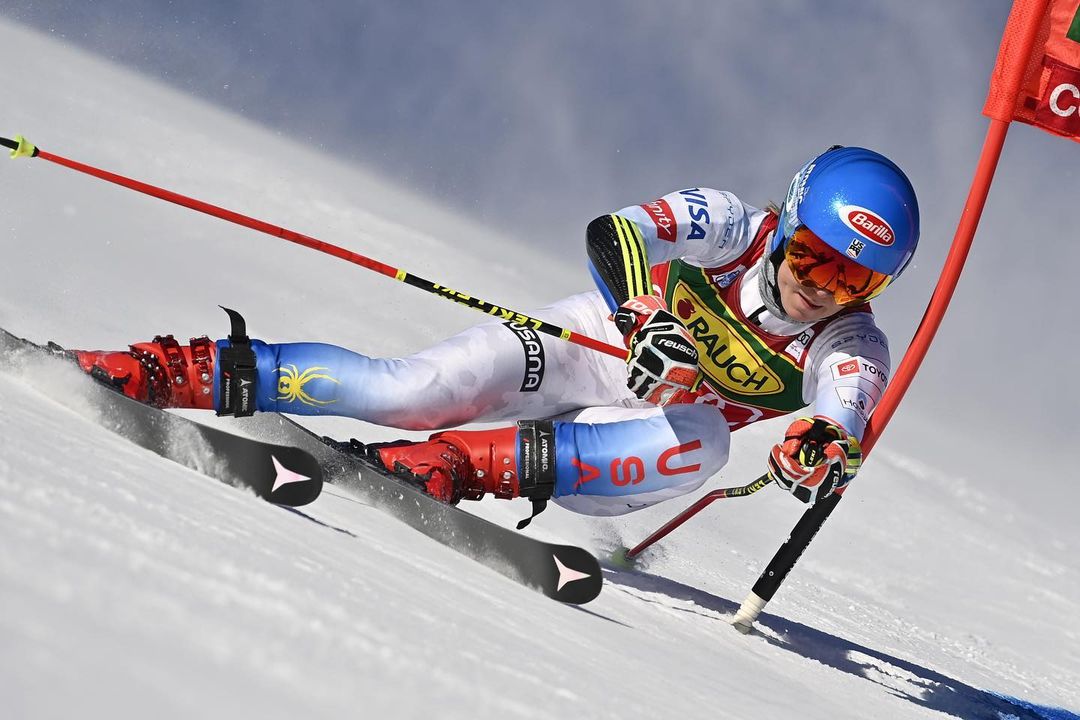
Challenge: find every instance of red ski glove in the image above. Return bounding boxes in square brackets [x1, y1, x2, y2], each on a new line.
[612, 295, 701, 406]
[767, 416, 862, 504]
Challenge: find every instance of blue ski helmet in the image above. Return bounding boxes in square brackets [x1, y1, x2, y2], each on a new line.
[769, 146, 920, 289]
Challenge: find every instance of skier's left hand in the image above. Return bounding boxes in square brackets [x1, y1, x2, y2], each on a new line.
[613, 295, 701, 406]
[767, 416, 862, 504]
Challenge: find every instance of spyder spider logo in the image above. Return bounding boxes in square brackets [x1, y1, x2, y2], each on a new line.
[276, 364, 341, 407]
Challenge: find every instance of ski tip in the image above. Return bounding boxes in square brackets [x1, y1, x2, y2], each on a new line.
[266, 452, 324, 506]
[549, 550, 603, 604]
[267, 477, 323, 507]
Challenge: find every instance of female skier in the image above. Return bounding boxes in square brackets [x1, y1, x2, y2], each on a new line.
[71, 145, 919, 525]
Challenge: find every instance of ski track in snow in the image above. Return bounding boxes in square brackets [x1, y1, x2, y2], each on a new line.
[1, 17, 1078, 720]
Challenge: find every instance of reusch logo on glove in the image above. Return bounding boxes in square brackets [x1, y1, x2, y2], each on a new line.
[654, 337, 696, 356]
[839, 205, 894, 246]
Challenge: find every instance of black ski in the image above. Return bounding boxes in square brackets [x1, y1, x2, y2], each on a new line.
[233, 413, 604, 604]
[0, 327, 323, 506]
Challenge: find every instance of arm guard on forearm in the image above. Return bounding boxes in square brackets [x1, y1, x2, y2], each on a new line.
[586, 214, 652, 307]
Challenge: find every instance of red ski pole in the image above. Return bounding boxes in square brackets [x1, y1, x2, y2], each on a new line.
[2, 134, 630, 363]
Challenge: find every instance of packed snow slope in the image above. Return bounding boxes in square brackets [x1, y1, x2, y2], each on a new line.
[1, 19, 1077, 720]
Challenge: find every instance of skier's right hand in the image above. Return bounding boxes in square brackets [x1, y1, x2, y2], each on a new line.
[767, 416, 862, 504]
[613, 295, 701, 406]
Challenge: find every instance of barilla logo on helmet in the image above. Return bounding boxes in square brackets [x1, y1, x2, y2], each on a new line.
[839, 205, 895, 246]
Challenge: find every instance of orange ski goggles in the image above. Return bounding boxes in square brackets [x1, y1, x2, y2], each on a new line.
[784, 226, 893, 306]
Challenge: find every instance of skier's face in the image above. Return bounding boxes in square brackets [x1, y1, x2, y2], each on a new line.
[776, 259, 844, 321]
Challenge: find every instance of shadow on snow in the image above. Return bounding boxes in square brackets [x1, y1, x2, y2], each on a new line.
[602, 564, 1077, 720]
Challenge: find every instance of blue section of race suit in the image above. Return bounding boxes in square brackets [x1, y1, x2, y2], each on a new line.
[587, 259, 619, 313]
[215, 339, 365, 417]
[548, 403, 730, 516]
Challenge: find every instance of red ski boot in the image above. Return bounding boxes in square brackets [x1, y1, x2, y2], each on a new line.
[74, 334, 217, 409]
[375, 426, 520, 503]
[370, 421, 557, 528]
[70, 307, 259, 415]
